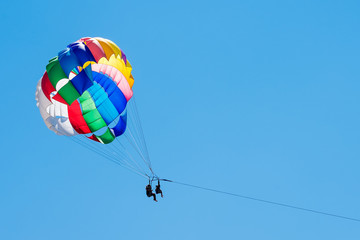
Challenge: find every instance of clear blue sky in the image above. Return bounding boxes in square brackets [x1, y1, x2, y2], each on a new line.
[1, 0, 360, 239]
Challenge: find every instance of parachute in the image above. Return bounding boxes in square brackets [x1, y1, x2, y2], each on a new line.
[35, 37, 155, 179]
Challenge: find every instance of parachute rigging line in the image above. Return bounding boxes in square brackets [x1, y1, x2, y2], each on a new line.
[160, 179, 360, 223]
[69, 135, 149, 179]
[68, 97, 156, 180]
[130, 97, 151, 161]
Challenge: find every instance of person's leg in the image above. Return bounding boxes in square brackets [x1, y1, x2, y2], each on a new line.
[155, 187, 163, 197]
[152, 193, 157, 202]
[155, 186, 163, 197]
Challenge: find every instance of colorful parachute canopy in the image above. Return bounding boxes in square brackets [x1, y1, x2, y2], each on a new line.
[35, 37, 134, 144]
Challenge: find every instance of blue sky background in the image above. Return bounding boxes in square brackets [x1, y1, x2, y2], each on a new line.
[1, 0, 360, 239]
